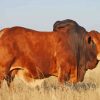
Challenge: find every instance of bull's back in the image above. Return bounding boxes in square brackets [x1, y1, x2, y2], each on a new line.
[0, 27, 57, 74]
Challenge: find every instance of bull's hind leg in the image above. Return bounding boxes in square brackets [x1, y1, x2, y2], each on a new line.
[7, 67, 44, 88]
[5, 69, 19, 87]
[5, 58, 25, 87]
[0, 60, 15, 87]
[6, 68, 33, 87]
[0, 65, 6, 87]
[7, 68, 33, 86]
[0, 46, 15, 87]
[5, 57, 39, 87]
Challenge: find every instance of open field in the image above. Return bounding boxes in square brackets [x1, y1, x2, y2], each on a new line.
[0, 62, 100, 100]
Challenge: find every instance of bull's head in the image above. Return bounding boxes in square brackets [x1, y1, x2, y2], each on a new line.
[88, 31, 100, 60]
[78, 33, 99, 82]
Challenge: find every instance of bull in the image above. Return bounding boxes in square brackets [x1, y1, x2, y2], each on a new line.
[0, 19, 98, 87]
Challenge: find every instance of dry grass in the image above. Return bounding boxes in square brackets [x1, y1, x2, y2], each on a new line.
[0, 62, 100, 100]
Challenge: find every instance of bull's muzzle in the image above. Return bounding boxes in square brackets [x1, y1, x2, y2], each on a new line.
[97, 53, 100, 60]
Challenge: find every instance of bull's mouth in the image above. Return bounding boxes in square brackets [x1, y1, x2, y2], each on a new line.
[86, 58, 99, 70]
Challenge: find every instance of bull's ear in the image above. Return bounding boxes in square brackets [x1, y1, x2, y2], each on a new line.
[86, 34, 92, 44]
[87, 35, 96, 48]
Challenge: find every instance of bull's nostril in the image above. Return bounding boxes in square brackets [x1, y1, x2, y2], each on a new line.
[97, 53, 100, 60]
[96, 60, 99, 65]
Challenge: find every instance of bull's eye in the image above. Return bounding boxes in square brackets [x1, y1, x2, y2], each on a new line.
[88, 36, 91, 44]
[87, 36, 95, 47]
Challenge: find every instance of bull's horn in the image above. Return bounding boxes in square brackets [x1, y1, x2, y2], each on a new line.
[97, 53, 100, 60]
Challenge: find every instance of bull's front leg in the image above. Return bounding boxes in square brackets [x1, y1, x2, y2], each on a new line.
[56, 48, 78, 84]
[57, 63, 71, 84]
[68, 65, 78, 83]
[57, 61, 78, 84]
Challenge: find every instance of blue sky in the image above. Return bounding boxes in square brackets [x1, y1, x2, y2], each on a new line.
[0, 0, 100, 31]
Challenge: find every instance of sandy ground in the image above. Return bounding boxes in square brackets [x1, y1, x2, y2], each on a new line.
[0, 62, 100, 100]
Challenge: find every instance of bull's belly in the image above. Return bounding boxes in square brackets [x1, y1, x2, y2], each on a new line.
[17, 69, 45, 88]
